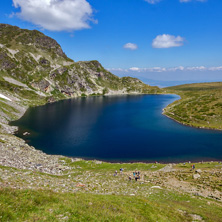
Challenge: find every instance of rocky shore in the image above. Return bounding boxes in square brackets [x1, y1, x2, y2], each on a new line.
[0, 128, 222, 201]
[0, 96, 221, 203]
[0, 134, 72, 175]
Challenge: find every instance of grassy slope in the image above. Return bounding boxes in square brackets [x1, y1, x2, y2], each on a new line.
[1, 188, 222, 222]
[163, 82, 222, 130]
[1, 159, 222, 221]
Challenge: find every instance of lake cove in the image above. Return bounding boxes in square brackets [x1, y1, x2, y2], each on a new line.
[12, 95, 222, 163]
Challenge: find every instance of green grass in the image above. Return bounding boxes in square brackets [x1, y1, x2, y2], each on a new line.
[0, 101, 20, 120]
[164, 82, 222, 130]
[1, 188, 222, 222]
[1, 158, 222, 221]
[0, 138, 6, 143]
[60, 158, 165, 173]
[176, 161, 222, 170]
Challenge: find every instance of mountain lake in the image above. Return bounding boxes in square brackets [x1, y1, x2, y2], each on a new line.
[12, 94, 222, 163]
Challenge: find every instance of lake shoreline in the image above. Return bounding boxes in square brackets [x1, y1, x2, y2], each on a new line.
[163, 110, 222, 132]
[0, 92, 221, 175]
[1, 132, 221, 172]
[7, 93, 222, 165]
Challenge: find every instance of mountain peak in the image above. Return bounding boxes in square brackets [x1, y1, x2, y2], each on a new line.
[0, 23, 67, 58]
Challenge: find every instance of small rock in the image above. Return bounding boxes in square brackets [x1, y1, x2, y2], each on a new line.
[76, 183, 85, 187]
[151, 186, 162, 189]
[196, 169, 202, 174]
[189, 214, 204, 221]
[193, 174, 201, 179]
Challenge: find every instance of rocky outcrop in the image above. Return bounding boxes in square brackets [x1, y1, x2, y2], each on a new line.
[0, 23, 67, 59]
[0, 51, 16, 70]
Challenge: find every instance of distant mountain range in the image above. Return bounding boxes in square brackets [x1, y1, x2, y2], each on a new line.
[140, 79, 222, 88]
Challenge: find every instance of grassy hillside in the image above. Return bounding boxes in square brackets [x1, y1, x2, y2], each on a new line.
[1, 188, 222, 222]
[1, 158, 222, 221]
[164, 82, 222, 130]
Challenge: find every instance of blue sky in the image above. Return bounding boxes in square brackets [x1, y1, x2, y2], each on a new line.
[1, 0, 222, 86]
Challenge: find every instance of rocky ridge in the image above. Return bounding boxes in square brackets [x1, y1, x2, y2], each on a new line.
[0, 23, 160, 133]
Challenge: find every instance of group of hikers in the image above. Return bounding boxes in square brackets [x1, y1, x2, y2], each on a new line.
[114, 164, 197, 181]
[114, 168, 141, 181]
[129, 171, 141, 181]
[113, 168, 124, 176]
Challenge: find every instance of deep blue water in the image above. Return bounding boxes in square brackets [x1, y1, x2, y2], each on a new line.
[12, 95, 222, 163]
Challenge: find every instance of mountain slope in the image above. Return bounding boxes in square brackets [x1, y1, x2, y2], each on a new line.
[0, 24, 160, 98]
[0, 23, 161, 132]
[163, 82, 222, 130]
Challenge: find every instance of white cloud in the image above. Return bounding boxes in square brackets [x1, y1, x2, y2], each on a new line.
[128, 67, 167, 72]
[144, 0, 161, 4]
[108, 68, 128, 72]
[123, 43, 138, 50]
[145, 0, 207, 4]
[152, 34, 185, 48]
[180, 0, 207, 2]
[12, 0, 96, 31]
[129, 67, 140, 71]
[186, 66, 206, 71]
[209, 66, 222, 71]
[168, 66, 185, 71]
[110, 66, 222, 73]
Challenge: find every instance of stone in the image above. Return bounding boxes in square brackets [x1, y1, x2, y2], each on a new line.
[151, 186, 162, 189]
[193, 174, 201, 179]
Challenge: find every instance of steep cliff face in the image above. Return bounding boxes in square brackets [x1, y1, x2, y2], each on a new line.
[0, 24, 161, 132]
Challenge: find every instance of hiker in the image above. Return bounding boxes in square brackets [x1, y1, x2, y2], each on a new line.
[129, 176, 132, 181]
[114, 170, 117, 176]
[135, 175, 140, 181]
[191, 164, 195, 170]
[120, 168, 123, 174]
[133, 172, 136, 178]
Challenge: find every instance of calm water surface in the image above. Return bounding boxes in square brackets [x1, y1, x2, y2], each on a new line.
[12, 95, 222, 163]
